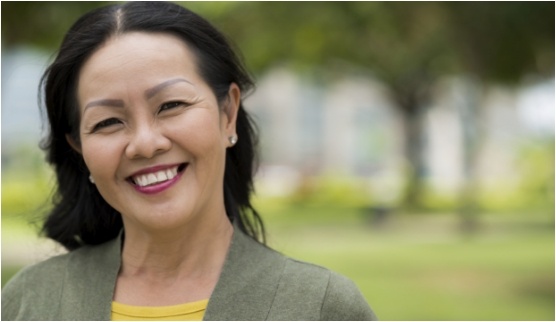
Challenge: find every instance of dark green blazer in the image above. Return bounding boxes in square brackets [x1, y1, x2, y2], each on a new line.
[2, 228, 377, 320]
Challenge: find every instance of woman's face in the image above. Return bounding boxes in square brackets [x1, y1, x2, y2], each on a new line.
[75, 32, 239, 233]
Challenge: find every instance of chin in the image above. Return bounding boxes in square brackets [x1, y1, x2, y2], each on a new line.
[123, 207, 195, 232]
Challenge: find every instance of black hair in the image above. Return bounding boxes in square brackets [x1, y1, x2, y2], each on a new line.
[39, 1, 264, 250]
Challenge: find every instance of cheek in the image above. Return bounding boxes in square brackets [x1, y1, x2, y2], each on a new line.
[166, 109, 226, 150]
[165, 111, 228, 182]
[81, 138, 123, 176]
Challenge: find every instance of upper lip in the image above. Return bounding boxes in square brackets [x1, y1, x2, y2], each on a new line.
[127, 163, 184, 178]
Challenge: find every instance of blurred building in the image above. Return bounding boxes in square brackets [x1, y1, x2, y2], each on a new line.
[246, 67, 555, 201]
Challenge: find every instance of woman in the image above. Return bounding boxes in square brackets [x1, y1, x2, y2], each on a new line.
[2, 2, 377, 320]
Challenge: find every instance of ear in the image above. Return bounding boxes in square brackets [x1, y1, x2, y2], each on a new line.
[65, 134, 82, 154]
[222, 83, 241, 136]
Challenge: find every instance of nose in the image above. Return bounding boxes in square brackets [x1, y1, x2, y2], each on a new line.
[125, 122, 172, 160]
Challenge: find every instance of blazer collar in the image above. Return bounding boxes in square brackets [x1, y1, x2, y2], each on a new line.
[204, 228, 286, 320]
[58, 227, 285, 320]
[59, 231, 123, 320]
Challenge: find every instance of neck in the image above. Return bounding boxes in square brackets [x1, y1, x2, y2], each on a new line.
[119, 217, 234, 281]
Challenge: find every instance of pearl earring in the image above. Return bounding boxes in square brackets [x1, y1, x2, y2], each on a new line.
[89, 175, 95, 184]
[229, 135, 238, 146]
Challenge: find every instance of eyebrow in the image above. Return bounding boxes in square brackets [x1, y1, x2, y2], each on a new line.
[144, 78, 193, 99]
[83, 78, 193, 110]
[84, 99, 124, 109]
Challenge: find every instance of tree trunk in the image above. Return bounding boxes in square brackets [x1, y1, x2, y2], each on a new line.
[457, 78, 484, 234]
[400, 104, 428, 209]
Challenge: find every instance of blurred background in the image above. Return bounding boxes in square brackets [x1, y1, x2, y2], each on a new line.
[2, 2, 554, 320]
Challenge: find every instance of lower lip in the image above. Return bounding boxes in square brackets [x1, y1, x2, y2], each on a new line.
[132, 167, 185, 195]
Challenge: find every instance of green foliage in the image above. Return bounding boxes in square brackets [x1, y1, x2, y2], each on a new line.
[473, 140, 555, 215]
[515, 141, 555, 212]
[252, 175, 379, 231]
[1, 161, 54, 220]
[444, 2, 555, 82]
[2, 2, 113, 50]
[419, 186, 459, 213]
[11, 1, 545, 84]
[289, 175, 372, 209]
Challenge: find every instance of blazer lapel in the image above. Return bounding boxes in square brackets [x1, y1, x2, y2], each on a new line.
[204, 229, 287, 321]
[58, 235, 122, 320]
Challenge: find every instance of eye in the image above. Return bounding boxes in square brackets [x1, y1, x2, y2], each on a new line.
[159, 101, 186, 112]
[92, 118, 122, 132]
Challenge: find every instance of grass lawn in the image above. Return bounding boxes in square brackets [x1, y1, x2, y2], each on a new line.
[2, 203, 554, 320]
[269, 225, 554, 320]
[261, 202, 554, 321]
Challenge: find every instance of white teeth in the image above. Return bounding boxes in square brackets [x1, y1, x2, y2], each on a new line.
[147, 173, 157, 185]
[156, 171, 167, 182]
[132, 166, 180, 187]
[137, 176, 145, 187]
[165, 168, 174, 179]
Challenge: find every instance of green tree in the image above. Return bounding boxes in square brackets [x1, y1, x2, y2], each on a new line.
[443, 2, 554, 232]
[1, 2, 112, 49]
[190, 2, 454, 209]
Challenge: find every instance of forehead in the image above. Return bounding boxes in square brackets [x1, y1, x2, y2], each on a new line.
[78, 32, 201, 97]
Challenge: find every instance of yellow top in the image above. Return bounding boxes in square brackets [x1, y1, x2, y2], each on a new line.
[111, 299, 208, 321]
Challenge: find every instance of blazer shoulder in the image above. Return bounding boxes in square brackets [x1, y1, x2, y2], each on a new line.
[266, 258, 377, 320]
[282, 257, 332, 283]
[2, 240, 114, 293]
[1, 238, 120, 321]
[1, 251, 71, 320]
[3, 250, 72, 289]
[320, 271, 378, 320]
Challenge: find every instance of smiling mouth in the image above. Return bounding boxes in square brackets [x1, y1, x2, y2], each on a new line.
[129, 163, 187, 187]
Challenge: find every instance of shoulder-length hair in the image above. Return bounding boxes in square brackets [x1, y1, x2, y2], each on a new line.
[40, 1, 264, 250]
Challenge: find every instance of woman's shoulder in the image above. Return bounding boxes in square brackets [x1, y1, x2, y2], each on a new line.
[275, 257, 378, 320]
[235, 231, 367, 298]
[1, 238, 121, 320]
[3, 237, 119, 285]
[3, 249, 72, 290]
[1, 249, 72, 320]
[228, 231, 377, 320]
